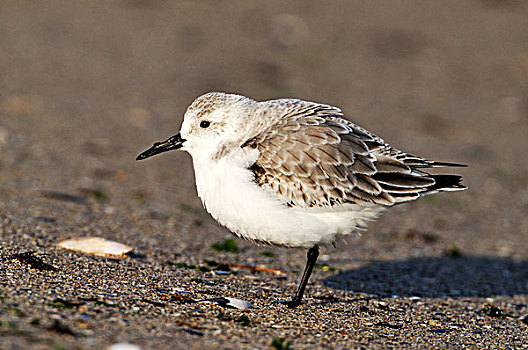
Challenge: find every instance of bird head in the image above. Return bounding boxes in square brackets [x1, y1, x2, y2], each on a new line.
[136, 92, 258, 162]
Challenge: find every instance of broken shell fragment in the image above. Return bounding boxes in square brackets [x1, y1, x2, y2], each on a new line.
[199, 297, 252, 309]
[56, 237, 133, 257]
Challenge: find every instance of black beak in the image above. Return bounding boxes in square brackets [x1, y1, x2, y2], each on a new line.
[136, 133, 186, 160]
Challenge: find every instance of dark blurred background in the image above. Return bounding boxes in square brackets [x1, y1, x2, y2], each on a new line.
[1, 0, 527, 258]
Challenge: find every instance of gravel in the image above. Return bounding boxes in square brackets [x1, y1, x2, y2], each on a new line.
[1, 1, 528, 349]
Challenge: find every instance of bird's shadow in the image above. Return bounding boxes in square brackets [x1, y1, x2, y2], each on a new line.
[323, 256, 528, 298]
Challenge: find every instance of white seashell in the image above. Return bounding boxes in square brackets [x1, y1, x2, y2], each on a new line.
[56, 237, 133, 257]
[223, 297, 252, 309]
[200, 297, 252, 309]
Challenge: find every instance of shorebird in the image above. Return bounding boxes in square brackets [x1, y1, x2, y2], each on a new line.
[137, 92, 466, 308]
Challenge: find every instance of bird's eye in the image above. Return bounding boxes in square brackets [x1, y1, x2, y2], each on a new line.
[200, 120, 211, 128]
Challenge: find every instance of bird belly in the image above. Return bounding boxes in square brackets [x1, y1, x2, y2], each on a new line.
[192, 155, 384, 248]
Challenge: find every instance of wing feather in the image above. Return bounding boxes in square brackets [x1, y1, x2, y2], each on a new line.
[244, 100, 465, 208]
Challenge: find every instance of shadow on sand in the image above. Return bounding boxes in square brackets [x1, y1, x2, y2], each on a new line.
[323, 256, 528, 298]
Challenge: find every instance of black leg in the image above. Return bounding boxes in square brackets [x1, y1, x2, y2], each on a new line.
[287, 245, 319, 308]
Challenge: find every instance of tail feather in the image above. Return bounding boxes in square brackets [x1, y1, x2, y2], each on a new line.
[375, 172, 466, 204]
[430, 174, 467, 192]
[402, 158, 467, 168]
[429, 161, 468, 168]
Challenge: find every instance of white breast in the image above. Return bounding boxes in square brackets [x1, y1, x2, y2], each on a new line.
[191, 148, 384, 248]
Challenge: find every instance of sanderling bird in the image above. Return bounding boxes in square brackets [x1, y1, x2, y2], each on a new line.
[137, 92, 466, 307]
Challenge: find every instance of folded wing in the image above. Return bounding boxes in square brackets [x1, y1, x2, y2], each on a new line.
[244, 100, 466, 208]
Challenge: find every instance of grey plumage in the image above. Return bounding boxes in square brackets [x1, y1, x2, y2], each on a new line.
[242, 98, 466, 208]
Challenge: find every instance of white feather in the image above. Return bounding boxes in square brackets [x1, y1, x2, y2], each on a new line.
[192, 147, 384, 248]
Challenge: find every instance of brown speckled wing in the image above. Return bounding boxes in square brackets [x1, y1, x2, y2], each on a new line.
[244, 100, 464, 208]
